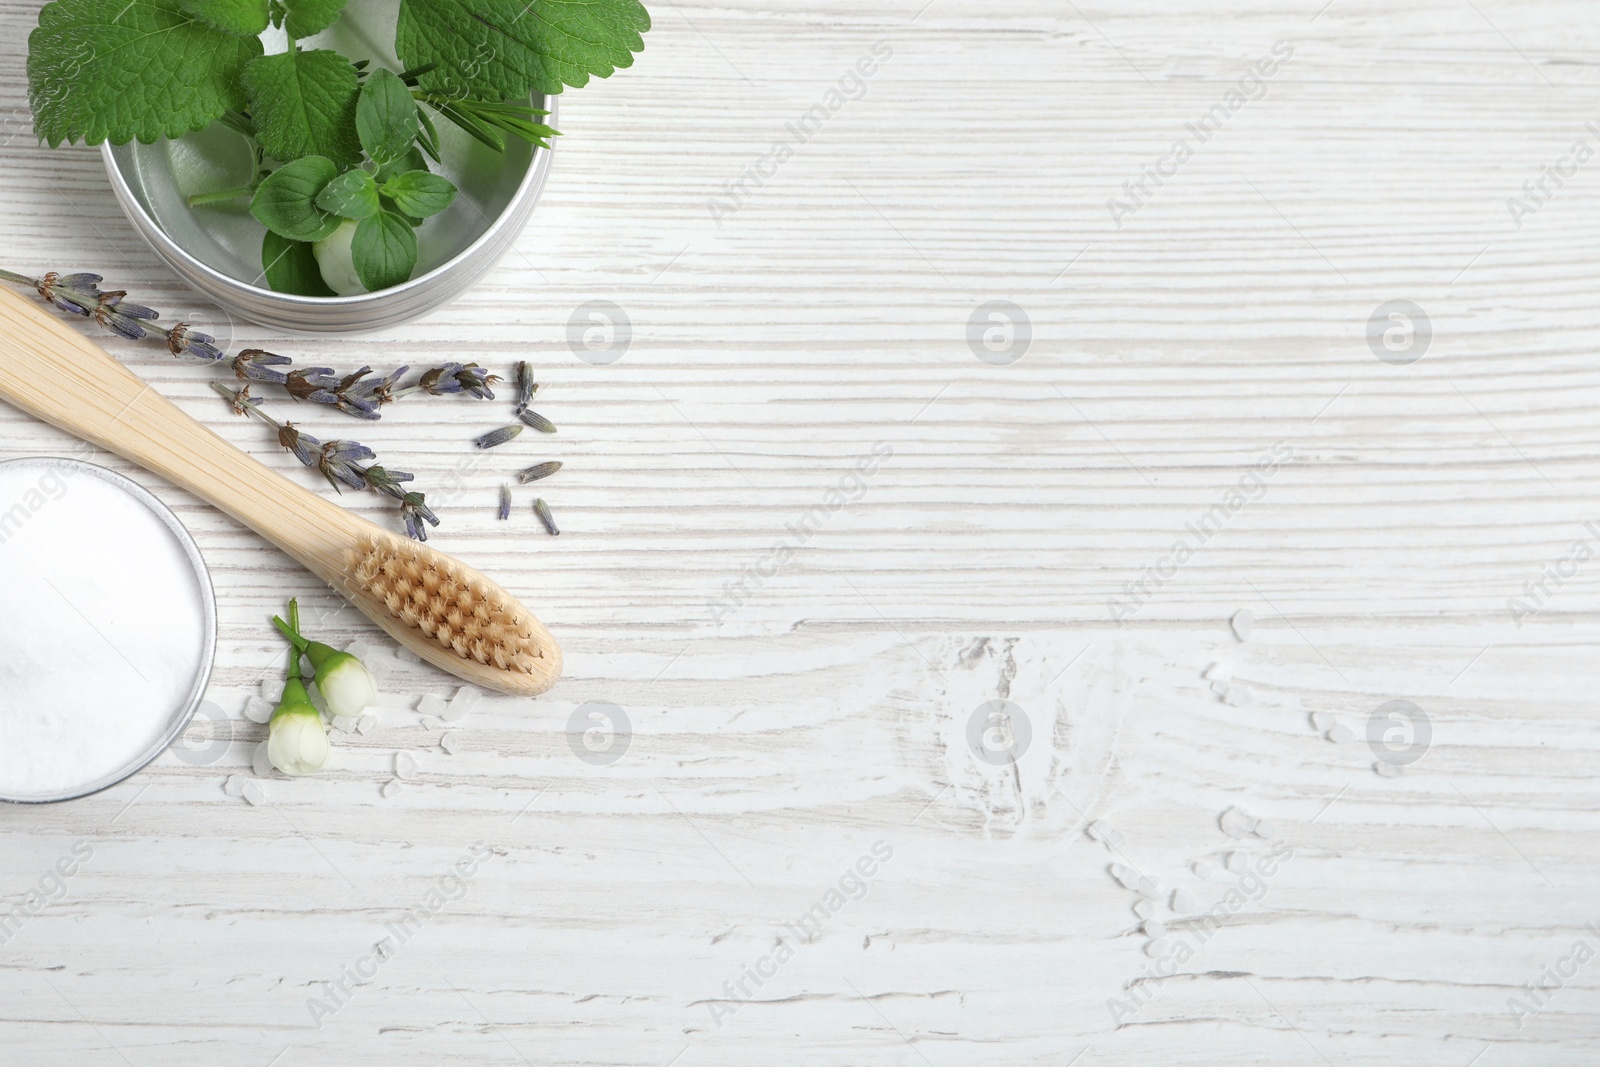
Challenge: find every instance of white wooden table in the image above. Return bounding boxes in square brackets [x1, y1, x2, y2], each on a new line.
[2, 1, 1598, 1062]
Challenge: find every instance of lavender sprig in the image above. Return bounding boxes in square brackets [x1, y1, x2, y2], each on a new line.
[1, 268, 499, 420]
[212, 382, 438, 541]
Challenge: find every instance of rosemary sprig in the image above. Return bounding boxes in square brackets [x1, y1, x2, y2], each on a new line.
[212, 382, 440, 542]
[0, 268, 498, 419]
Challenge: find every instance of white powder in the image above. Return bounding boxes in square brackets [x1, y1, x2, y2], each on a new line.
[0, 459, 211, 801]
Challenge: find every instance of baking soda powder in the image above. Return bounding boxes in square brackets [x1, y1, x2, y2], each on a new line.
[0, 458, 213, 801]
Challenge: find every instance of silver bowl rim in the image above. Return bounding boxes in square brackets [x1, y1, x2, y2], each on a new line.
[98, 93, 556, 315]
[0, 457, 218, 805]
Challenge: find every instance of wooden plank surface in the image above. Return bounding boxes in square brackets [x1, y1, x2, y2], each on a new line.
[1, 0, 1599, 1063]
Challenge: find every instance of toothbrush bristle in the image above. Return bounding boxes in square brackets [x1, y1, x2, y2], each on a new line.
[349, 536, 550, 675]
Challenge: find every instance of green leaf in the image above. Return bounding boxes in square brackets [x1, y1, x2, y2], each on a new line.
[374, 145, 427, 184]
[356, 68, 418, 169]
[280, 0, 346, 37]
[351, 211, 418, 291]
[316, 168, 379, 219]
[262, 232, 336, 296]
[241, 48, 362, 166]
[395, 0, 650, 99]
[27, 0, 264, 147]
[381, 171, 455, 219]
[250, 155, 341, 241]
[179, 0, 269, 34]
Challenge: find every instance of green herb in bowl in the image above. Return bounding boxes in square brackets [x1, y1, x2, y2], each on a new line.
[26, 0, 650, 295]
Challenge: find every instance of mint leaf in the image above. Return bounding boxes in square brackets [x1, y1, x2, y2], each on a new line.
[356, 68, 418, 169]
[281, 0, 346, 37]
[179, 0, 268, 35]
[381, 171, 455, 219]
[262, 231, 336, 296]
[250, 155, 341, 241]
[352, 211, 417, 291]
[395, 0, 650, 99]
[375, 146, 427, 184]
[242, 48, 362, 166]
[27, 0, 263, 146]
[316, 167, 379, 219]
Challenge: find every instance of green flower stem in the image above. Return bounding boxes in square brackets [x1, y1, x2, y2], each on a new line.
[186, 183, 259, 207]
[0, 268, 33, 286]
[272, 597, 310, 653]
[274, 643, 316, 721]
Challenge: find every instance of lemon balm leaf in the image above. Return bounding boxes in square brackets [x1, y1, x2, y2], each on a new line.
[27, 0, 264, 147]
[280, 0, 347, 38]
[395, 0, 649, 99]
[178, 0, 269, 35]
[242, 48, 362, 166]
[351, 210, 417, 291]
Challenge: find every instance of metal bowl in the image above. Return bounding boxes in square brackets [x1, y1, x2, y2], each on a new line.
[0, 457, 217, 804]
[99, 1, 555, 334]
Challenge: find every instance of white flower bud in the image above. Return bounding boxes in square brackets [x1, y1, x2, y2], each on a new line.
[318, 654, 379, 721]
[268, 706, 330, 776]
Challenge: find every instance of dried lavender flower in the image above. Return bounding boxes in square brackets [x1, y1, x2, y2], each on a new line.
[284, 367, 340, 404]
[363, 465, 415, 501]
[401, 492, 440, 542]
[475, 424, 523, 450]
[454, 363, 499, 400]
[277, 422, 319, 468]
[517, 408, 557, 433]
[516, 461, 562, 484]
[324, 367, 384, 420]
[317, 439, 377, 493]
[347, 366, 408, 409]
[413, 362, 499, 399]
[498, 484, 512, 520]
[167, 323, 224, 362]
[30, 271, 101, 316]
[211, 382, 434, 541]
[93, 291, 160, 341]
[514, 360, 538, 413]
[231, 349, 294, 385]
[4, 268, 497, 421]
[532, 497, 559, 536]
[224, 383, 255, 416]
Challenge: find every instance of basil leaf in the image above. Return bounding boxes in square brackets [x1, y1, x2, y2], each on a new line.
[241, 48, 362, 166]
[380, 171, 456, 219]
[356, 68, 419, 169]
[261, 232, 336, 296]
[351, 211, 418, 291]
[316, 168, 380, 219]
[250, 155, 341, 242]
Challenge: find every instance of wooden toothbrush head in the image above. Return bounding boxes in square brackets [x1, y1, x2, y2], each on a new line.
[340, 531, 562, 696]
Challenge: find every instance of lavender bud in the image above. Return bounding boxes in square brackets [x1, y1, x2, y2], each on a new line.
[514, 360, 536, 413]
[516, 408, 557, 433]
[279, 425, 319, 468]
[474, 424, 523, 450]
[168, 323, 224, 362]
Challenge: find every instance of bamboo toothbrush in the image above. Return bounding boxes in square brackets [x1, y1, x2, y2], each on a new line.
[0, 285, 561, 696]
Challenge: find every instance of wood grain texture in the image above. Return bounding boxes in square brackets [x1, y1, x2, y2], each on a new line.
[1, 0, 1598, 1063]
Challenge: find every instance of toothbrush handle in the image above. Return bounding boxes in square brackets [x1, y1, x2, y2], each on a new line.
[0, 285, 366, 578]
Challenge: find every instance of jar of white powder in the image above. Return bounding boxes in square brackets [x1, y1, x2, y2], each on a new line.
[0, 457, 216, 803]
